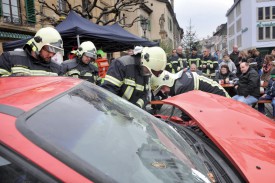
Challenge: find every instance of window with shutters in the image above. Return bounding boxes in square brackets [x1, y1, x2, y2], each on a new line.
[25, 0, 36, 24]
[1, 0, 21, 24]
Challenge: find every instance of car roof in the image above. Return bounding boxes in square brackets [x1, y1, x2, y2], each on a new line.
[0, 77, 82, 112]
[162, 90, 275, 183]
[0, 77, 93, 182]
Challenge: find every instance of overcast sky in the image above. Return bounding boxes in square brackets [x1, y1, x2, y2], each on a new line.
[174, 0, 234, 39]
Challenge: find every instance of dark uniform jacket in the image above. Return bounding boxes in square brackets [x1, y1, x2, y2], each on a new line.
[166, 53, 188, 73]
[236, 67, 260, 98]
[61, 58, 99, 84]
[0, 49, 61, 76]
[188, 53, 201, 68]
[200, 54, 218, 77]
[171, 71, 229, 97]
[101, 55, 149, 108]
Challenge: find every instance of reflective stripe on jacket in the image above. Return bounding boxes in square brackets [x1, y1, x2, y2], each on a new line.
[101, 55, 149, 108]
[0, 49, 61, 76]
[61, 58, 99, 84]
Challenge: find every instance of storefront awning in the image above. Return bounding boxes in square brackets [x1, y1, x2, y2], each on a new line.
[0, 31, 32, 39]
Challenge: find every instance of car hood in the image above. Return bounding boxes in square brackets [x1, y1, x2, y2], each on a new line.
[0, 77, 82, 111]
[162, 90, 275, 183]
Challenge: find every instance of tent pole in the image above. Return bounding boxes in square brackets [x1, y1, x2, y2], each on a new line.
[77, 35, 80, 46]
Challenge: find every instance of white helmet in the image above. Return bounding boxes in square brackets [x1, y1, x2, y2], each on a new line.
[27, 27, 64, 56]
[76, 41, 97, 60]
[141, 47, 167, 75]
[151, 70, 182, 96]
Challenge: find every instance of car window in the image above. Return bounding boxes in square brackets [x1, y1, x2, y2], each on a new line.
[0, 156, 43, 183]
[18, 83, 211, 183]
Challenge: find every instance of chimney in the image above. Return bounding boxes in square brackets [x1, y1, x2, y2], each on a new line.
[170, 0, 174, 10]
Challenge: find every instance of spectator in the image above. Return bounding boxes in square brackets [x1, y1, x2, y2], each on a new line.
[215, 64, 237, 84]
[271, 48, 275, 57]
[232, 62, 260, 105]
[166, 46, 188, 73]
[236, 51, 248, 77]
[61, 41, 99, 84]
[101, 47, 167, 109]
[0, 27, 63, 76]
[261, 55, 275, 85]
[247, 58, 258, 71]
[189, 63, 203, 75]
[200, 48, 218, 78]
[230, 45, 239, 68]
[258, 69, 275, 119]
[219, 54, 237, 74]
[251, 49, 263, 74]
[171, 49, 177, 57]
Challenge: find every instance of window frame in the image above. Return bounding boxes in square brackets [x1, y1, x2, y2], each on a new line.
[0, 144, 59, 183]
[1, 0, 21, 24]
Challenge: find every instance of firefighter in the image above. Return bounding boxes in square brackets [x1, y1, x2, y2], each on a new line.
[61, 41, 99, 84]
[200, 49, 218, 78]
[101, 46, 167, 108]
[0, 27, 63, 76]
[166, 46, 188, 73]
[151, 70, 230, 98]
[188, 47, 201, 69]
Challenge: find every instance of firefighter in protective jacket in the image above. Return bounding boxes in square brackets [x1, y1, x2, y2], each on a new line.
[0, 27, 63, 76]
[151, 70, 230, 98]
[101, 47, 167, 108]
[61, 41, 99, 84]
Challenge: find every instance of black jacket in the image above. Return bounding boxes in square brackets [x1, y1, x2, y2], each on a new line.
[61, 58, 99, 84]
[236, 67, 260, 98]
[101, 55, 149, 108]
[0, 48, 61, 76]
[214, 71, 237, 83]
[230, 51, 239, 67]
[265, 79, 275, 97]
[171, 71, 229, 97]
[200, 54, 218, 75]
[166, 53, 188, 73]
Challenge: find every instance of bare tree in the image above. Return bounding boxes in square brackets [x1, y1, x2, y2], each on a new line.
[37, 0, 148, 27]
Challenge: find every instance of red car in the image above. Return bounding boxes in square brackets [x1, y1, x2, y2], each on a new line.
[0, 77, 274, 183]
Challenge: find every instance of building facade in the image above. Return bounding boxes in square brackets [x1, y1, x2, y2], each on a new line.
[123, 0, 183, 51]
[226, 0, 275, 54]
[0, 0, 182, 54]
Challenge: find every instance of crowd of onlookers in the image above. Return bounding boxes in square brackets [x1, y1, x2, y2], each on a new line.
[165, 45, 275, 119]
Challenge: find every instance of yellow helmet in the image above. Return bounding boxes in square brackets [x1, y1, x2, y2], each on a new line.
[141, 47, 167, 75]
[76, 41, 97, 59]
[151, 70, 181, 96]
[27, 27, 64, 56]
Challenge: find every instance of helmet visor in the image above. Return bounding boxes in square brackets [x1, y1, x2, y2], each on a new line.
[84, 51, 97, 60]
[45, 45, 64, 56]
